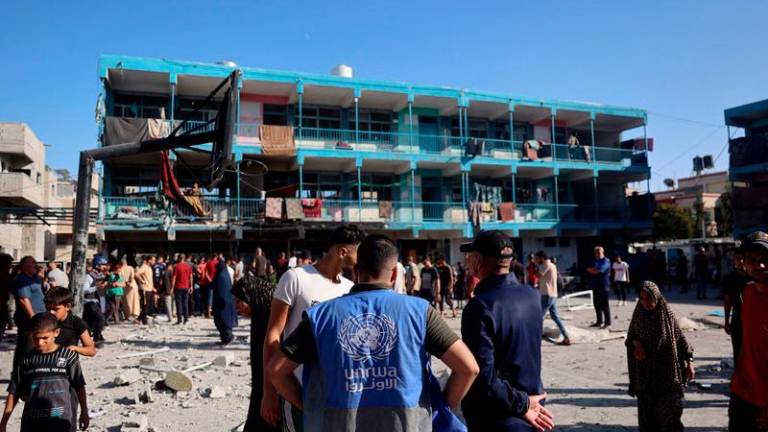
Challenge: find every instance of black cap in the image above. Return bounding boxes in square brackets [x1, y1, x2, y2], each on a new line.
[460, 230, 514, 258]
[744, 231, 768, 252]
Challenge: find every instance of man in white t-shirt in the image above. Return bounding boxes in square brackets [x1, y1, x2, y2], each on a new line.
[612, 255, 630, 306]
[262, 225, 366, 431]
[47, 261, 69, 289]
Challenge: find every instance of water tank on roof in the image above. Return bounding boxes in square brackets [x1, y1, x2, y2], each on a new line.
[331, 64, 354, 78]
[216, 60, 238, 68]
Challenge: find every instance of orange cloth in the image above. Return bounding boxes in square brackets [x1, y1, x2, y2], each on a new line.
[731, 282, 768, 407]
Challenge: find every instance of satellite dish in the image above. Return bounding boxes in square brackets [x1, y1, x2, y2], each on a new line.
[664, 178, 675, 188]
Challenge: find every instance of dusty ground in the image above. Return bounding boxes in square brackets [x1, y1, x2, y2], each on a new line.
[0, 288, 732, 431]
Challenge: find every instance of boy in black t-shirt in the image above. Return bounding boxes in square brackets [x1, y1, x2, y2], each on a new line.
[45, 288, 97, 358]
[0, 313, 89, 432]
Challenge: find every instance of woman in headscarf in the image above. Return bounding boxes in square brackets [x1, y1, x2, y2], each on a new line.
[212, 254, 237, 345]
[626, 281, 695, 432]
[232, 262, 278, 432]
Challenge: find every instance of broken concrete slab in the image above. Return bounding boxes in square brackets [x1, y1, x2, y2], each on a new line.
[121, 414, 149, 432]
[678, 317, 702, 331]
[214, 353, 235, 367]
[200, 386, 226, 399]
[137, 385, 154, 404]
[114, 369, 143, 386]
[139, 357, 155, 367]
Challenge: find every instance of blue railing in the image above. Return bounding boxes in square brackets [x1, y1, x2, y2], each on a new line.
[293, 127, 644, 166]
[101, 197, 640, 226]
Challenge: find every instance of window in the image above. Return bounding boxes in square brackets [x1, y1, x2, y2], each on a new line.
[300, 172, 343, 199]
[559, 238, 571, 247]
[451, 119, 487, 138]
[263, 104, 288, 126]
[300, 106, 341, 129]
[112, 94, 169, 119]
[350, 110, 392, 133]
[354, 174, 395, 201]
[544, 238, 557, 248]
[177, 98, 219, 122]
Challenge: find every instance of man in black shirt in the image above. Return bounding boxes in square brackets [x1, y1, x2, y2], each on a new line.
[419, 258, 441, 305]
[437, 256, 457, 318]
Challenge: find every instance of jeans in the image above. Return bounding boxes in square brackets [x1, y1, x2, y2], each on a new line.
[174, 290, 190, 323]
[163, 294, 175, 320]
[593, 290, 611, 326]
[614, 281, 628, 302]
[542, 295, 569, 339]
[201, 285, 213, 312]
[696, 276, 708, 299]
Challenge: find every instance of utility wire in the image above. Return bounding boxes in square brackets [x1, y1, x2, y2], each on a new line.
[647, 111, 725, 128]
[653, 125, 725, 174]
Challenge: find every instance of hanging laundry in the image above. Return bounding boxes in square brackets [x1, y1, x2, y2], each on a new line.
[260, 125, 296, 155]
[468, 202, 481, 228]
[104, 117, 150, 146]
[147, 118, 171, 139]
[265, 198, 284, 220]
[301, 198, 322, 218]
[378, 201, 393, 219]
[499, 202, 516, 222]
[285, 198, 304, 220]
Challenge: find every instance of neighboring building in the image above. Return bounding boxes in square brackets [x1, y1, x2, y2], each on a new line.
[95, 55, 654, 270]
[0, 123, 99, 261]
[654, 171, 729, 237]
[0, 123, 48, 260]
[725, 99, 768, 238]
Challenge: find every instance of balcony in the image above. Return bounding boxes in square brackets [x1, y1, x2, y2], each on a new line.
[0, 173, 44, 207]
[101, 196, 649, 231]
[289, 127, 644, 167]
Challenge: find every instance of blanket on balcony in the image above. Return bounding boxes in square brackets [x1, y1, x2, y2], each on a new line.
[105, 117, 150, 146]
[160, 150, 209, 217]
[260, 125, 296, 156]
[265, 198, 284, 220]
[301, 199, 322, 218]
[378, 201, 393, 219]
[285, 198, 304, 220]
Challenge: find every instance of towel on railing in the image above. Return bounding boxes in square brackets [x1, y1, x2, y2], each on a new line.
[285, 198, 304, 220]
[265, 198, 284, 219]
[378, 201, 393, 219]
[499, 202, 516, 222]
[469, 202, 481, 228]
[301, 198, 322, 218]
[260, 125, 296, 155]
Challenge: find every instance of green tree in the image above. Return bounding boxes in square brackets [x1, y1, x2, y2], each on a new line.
[715, 191, 733, 237]
[654, 203, 695, 240]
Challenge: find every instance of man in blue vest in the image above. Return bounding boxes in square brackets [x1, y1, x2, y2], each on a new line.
[460, 230, 554, 432]
[269, 234, 480, 432]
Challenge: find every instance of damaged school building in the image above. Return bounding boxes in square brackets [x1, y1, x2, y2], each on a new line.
[97, 55, 654, 269]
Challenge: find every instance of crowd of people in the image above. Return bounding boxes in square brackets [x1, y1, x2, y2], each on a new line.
[0, 227, 766, 432]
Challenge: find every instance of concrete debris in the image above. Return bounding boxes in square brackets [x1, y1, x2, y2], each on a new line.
[154, 314, 170, 323]
[201, 386, 226, 399]
[117, 347, 171, 360]
[139, 357, 155, 367]
[164, 371, 193, 393]
[114, 369, 143, 386]
[678, 317, 702, 331]
[214, 354, 235, 367]
[543, 324, 606, 344]
[232, 422, 246, 432]
[121, 414, 149, 432]
[137, 385, 154, 404]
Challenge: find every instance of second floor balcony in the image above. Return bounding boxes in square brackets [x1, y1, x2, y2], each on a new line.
[100, 196, 652, 231]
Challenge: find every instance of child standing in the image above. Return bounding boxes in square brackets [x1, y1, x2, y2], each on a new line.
[45, 288, 97, 357]
[106, 264, 125, 324]
[0, 313, 89, 432]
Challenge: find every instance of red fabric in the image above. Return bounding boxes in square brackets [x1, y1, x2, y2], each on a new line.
[301, 199, 323, 218]
[160, 151, 185, 202]
[172, 262, 193, 290]
[731, 282, 768, 407]
[527, 262, 539, 287]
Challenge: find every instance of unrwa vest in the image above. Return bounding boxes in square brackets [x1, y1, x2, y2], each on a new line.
[304, 289, 432, 432]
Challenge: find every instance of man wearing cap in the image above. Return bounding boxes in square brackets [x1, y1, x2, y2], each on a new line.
[460, 230, 554, 432]
[729, 231, 768, 431]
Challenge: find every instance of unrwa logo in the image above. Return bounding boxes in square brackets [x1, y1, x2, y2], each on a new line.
[338, 313, 398, 362]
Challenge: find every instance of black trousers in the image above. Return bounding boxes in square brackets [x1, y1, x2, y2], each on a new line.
[593, 289, 611, 326]
[82, 302, 105, 341]
[729, 393, 761, 432]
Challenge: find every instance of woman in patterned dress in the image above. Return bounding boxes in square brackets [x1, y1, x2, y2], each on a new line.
[626, 281, 695, 432]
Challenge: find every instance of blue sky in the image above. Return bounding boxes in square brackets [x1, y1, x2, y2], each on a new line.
[1, 0, 766, 191]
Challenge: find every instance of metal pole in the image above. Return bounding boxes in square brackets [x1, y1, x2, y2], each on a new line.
[236, 160, 241, 220]
[509, 109, 514, 153]
[357, 165, 362, 223]
[408, 101, 414, 151]
[551, 112, 557, 158]
[512, 173, 516, 202]
[644, 122, 652, 219]
[554, 174, 560, 220]
[298, 91, 303, 140]
[299, 163, 304, 198]
[590, 117, 596, 164]
[593, 174, 599, 220]
[354, 97, 360, 145]
[411, 168, 416, 223]
[69, 151, 94, 315]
